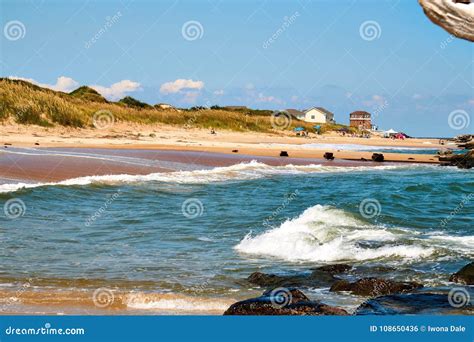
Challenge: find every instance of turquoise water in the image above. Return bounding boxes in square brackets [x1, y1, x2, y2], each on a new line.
[0, 156, 473, 312]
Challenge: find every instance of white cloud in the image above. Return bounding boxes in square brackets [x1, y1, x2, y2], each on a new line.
[160, 79, 204, 94]
[256, 92, 283, 104]
[213, 89, 224, 96]
[8, 76, 79, 93]
[412, 93, 423, 100]
[90, 80, 141, 100]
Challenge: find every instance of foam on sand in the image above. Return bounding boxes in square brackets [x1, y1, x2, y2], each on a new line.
[0, 161, 420, 194]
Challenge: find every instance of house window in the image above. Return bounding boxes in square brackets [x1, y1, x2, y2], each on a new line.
[311, 115, 315, 119]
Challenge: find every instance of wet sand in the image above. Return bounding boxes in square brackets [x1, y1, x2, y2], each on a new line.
[0, 147, 405, 182]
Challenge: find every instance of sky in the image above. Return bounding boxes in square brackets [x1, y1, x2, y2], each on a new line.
[0, 0, 472, 136]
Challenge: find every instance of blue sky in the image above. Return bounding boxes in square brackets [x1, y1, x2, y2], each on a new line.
[1, 0, 472, 136]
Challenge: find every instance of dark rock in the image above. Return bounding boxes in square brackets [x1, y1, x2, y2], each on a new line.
[313, 264, 352, 274]
[232, 149, 239, 153]
[223, 288, 349, 316]
[323, 152, 334, 160]
[439, 150, 474, 169]
[450, 262, 474, 285]
[330, 277, 423, 296]
[356, 289, 474, 315]
[371, 153, 384, 162]
[280, 151, 289, 157]
[247, 271, 336, 288]
[261, 288, 309, 302]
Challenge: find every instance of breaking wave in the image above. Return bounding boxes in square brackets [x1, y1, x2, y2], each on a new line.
[0, 161, 421, 194]
[235, 204, 473, 263]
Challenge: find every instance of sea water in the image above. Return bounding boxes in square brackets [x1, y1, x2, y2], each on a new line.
[0, 159, 472, 313]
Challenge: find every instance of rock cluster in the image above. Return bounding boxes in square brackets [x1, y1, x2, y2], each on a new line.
[224, 262, 474, 315]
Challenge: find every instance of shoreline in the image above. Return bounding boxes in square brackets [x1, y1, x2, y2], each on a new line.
[0, 146, 435, 183]
[0, 124, 445, 182]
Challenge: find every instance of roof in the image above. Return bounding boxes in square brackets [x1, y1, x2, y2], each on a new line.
[304, 107, 334, 119]
[385, 128, 398, 133]
[224, 106, 247, 110]
[285, 109, 304, 116]
[350, 110, 371, 117]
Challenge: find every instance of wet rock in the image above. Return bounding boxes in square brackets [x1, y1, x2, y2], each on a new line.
[371, 153, 384, 162]
[330, 277, 423, 296]
[439, 150, 474, 169]
[356, 290, 474, 315]
[323, 152, 334, 160]
[224, 288, 349, 316]
[450, 262, 474, 285]
[247, 271, 336, 288]
[312, 264, 352, 274]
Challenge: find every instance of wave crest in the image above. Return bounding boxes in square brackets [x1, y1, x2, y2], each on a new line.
[235, 205, 436, 262]
[0, 161, 415, 194]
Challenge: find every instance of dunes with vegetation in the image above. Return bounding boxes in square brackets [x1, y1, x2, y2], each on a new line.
[0, 78, 350, 133]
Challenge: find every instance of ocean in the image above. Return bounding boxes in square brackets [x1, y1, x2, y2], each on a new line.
[0, 151, 473, 314]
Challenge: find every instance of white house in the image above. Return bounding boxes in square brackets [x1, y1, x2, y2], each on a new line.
[287, 107, 335, 124]
[155, 103, 174, 109]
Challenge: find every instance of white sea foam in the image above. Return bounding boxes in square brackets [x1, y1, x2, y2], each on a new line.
[260, 143, 439, 152]
[0, 161, 419, 194]
[234, 204, 447, 262]
[125, 293, 233, 312]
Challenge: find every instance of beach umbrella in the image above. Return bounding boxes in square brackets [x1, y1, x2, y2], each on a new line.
[293, 127, 305, 132]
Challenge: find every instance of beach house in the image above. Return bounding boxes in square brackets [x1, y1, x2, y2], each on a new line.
[287, 107, 335, 124]
[349, 111, 372, 130]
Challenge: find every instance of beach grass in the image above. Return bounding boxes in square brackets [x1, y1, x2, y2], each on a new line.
[0, 78, 351, 133]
